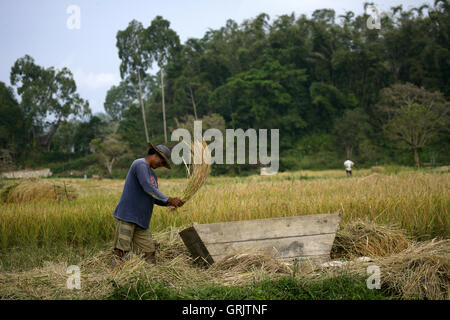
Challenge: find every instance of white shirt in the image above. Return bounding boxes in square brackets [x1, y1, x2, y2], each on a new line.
[344, 160, 354, 170]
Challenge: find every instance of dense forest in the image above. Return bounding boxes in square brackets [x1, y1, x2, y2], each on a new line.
[1, 1, 449, 177]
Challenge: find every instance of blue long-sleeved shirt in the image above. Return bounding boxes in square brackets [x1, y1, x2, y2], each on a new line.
[113, 158, 169, 229]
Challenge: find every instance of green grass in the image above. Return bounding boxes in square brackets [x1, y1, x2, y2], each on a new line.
[108, 275, 393, 300]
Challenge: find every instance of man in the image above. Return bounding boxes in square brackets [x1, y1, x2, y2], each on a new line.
[111, 143, 184, 267]
[344, 159, 355, 176]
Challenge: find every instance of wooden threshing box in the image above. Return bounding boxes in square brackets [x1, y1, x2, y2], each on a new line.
[179, 212, 342, 264]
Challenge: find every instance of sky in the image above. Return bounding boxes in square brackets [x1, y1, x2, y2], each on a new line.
[0, 0, 431, 115]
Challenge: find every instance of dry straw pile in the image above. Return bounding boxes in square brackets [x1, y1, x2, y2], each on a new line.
[0, 222, 448, 300]
[0, 227, 291, 299]
[331, 219, 411, 259]
[0, 178, 78, 203]
[374, 239, 449, 300]
[323, 220, 449, 300]
[324, 238, 449, 300]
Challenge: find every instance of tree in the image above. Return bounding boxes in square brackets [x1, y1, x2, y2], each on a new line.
[210, 59, 309, 132]
[384, 103, 446, 166]
[117, 104, 148, 156]
[146, 16, 181, 143]
[116, 20, 151, 142]
[0, 148, 15, 173]
[90, 134, 130, 177]
[172, 39, 213, 120]
[0, 82, 26, 155]
[104, 80, 134, 122]
[309, 82, 358, 130]
[10, 55, 90, 151]
[52, 119, 79, 153]
[376, 83, 449, 166]
[104, 74, 156, 122]
[173, 71, 212, 120]
[333, 108, 372, 158]
[109, 4, 450, 170]
[72, 115, 110, 154]
[173, 113, 226, 137]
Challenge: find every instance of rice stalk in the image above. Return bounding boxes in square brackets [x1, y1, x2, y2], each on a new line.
[178, 139, 211, 203]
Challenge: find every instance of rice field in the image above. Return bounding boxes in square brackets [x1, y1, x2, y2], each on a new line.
[0, 168, 448, 249]
[0, 167, 449, 299]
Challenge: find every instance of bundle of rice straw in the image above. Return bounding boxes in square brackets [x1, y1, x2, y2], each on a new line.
[179, 139, 211, 203]
[0, 178, 78, 203]
[308, 238, 449, 300]
[375, 239, 449, 300]
[331, 220, 411, 259]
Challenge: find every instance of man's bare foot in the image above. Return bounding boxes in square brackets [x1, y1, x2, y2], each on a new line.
[144, 251, 156, 265]
[111, 248, 124, 269]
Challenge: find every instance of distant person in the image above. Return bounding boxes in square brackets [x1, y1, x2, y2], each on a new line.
[111, 143, 184, 268]
[344, 159, 354, 176]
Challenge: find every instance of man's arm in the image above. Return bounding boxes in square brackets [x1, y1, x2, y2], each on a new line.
[154, 198, 168, 206]
[135, 163, 184, 207]
[135, 163, 169, 203]
[154, 196, 184, 207]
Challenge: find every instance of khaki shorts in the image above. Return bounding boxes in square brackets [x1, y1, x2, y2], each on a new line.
[113, 219, 156, 254]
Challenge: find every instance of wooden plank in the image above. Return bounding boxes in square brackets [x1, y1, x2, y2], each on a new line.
[179, 226, 213, 264]
[179, 212, 342, 265]
[194, 212, 341, 244]
[208, 233, 336, 262]
[179, 226, 199, 247]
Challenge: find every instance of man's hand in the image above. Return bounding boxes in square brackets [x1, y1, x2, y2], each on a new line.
[167, 197, 184, 208]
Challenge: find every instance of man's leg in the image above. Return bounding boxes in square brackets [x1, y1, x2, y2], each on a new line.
[133, 226, 157, 265]
[111, 219, 135, 267]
